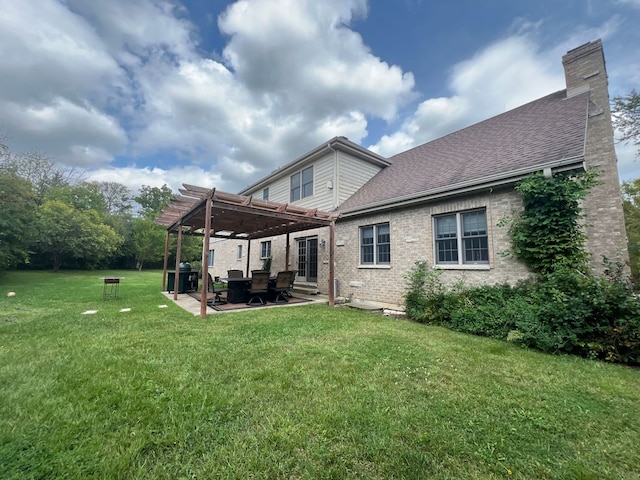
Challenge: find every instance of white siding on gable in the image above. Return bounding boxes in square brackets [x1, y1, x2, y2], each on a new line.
[337, 152, 383, 206]
[307, 153, 336, 211]
[241, 145, 385, 211]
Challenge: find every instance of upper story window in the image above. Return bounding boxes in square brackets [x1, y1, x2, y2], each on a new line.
[260, 240, 271, 259]
[262, 187, 269, 200]
[290, 166, 313, 202]
[434, 209, 488, 266]
[360, 223, 390, 266]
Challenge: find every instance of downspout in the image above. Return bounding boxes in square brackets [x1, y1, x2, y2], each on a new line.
[328, 140, 339, 208]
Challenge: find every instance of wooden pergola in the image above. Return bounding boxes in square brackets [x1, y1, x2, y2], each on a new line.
[155, 184, 339, 318]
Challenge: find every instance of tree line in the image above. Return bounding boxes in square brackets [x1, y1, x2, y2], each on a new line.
[0, 140, 201, 272]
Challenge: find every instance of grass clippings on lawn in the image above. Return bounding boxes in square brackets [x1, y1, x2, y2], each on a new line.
[1, 270, 639, 479]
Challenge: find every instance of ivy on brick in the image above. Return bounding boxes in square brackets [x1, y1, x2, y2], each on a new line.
[506, 170, 599, 274]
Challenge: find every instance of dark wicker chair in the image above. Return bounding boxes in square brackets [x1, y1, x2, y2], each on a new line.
[271, 271, 294, 303]
[227, 269, 243, 279]
[246, 270, 270, 306]
[207, 273, 227, 306]
[284, 270, 297, 298]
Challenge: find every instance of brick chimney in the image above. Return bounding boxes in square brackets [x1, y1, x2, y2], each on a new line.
[562, 40, 629, 271]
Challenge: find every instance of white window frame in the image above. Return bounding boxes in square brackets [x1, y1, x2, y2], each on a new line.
[208, 249, 215, 267]
[262, 187, 269, 200]
[433, 209, 489, 268]
[359, 222, 391, 267]
[237, 244, 243, 261]
[290, 166, 313, 202]
[260, 240, 271, 259]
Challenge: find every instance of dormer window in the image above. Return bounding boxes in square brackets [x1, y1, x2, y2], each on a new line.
[290, 166, 313, 202]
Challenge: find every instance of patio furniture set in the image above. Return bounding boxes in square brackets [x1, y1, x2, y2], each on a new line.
[208, 270, 297, 307]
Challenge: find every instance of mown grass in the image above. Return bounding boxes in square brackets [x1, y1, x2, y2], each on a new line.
[1, 270, 639, 479]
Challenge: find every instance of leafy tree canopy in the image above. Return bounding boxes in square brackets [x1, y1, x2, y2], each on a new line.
[622, 178, 640, 279]
[612, 89, 640, 156]
[134, 184, 173, 220]
[34, 200, 123, 271]
[0, 171, 37, 270]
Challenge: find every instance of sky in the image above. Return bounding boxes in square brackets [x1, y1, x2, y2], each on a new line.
[1, 0, 639, 195]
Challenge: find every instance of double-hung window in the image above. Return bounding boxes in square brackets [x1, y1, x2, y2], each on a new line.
[260, 240, 271, 259]
[360, 223, 391, 266]
[434, 209, 488, 265]
[290, 166, 313, 202]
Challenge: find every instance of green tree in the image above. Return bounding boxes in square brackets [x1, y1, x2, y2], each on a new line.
[612, 90, 640, 156]
[0, 150, 77, 202]
[134, 184, 173, 219]
[131, 218, 167, 271]
[0, 171, 37, 270]
[46, 182, 108, 216]
[622, 178, 640, 279]
[93, 181, 133, 216]
[34, 200, 123, 271]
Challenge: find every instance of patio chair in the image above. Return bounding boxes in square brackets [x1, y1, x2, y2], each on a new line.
[284, 270, 297, 298]
[207, 273, 227, 306]
[227, 269, 243, 279]
[271, 271, 293, 303]
[246, 270, 270, 306]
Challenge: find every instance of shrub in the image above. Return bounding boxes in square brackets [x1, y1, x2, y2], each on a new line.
[403, 262, 640, 365]
[403, 261, 446, 323]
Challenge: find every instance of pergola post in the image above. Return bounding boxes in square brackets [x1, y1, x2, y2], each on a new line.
[162, 231, 170, 291]
[245, 239, 251, 276]
[200, 196, 212, 318]
[286, 233, 291, 271]
[173, 226, 183, 301]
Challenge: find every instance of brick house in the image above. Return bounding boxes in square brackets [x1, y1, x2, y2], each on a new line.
[207, 39, 628, 306]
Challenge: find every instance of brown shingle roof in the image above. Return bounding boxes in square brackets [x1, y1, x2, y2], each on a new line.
[338, 89, 590, 214]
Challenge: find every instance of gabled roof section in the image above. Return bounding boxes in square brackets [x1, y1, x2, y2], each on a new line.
[338, 90, 590, 215]
[239, 136, 391, 195]
[156, 185, 338, 240]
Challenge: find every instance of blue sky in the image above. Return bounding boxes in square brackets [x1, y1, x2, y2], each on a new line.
[1, 0, 639, 194]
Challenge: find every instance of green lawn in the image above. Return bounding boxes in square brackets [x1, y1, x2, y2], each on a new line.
[1, 270, 639, 479]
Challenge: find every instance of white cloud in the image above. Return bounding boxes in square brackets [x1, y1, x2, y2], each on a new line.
[85, 165, 225, 196]
[128, 0, 414, 188]
[1, 0, 635, 196]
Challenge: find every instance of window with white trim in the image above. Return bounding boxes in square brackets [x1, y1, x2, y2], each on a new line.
[208, 249, 215, 267]
[260, 240, 271, 259]
[237, 244, 243, 261]
[262, 187, 269, 200]
[290, 166, 313, 202]
[360, 223, 391, 265]
[434, 209, 489, 265]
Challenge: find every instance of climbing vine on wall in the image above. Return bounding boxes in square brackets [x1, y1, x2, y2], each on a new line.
[505, 170, 599, 274]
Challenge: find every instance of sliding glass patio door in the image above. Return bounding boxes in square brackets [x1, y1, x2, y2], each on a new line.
[296, 237, 318, 283]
